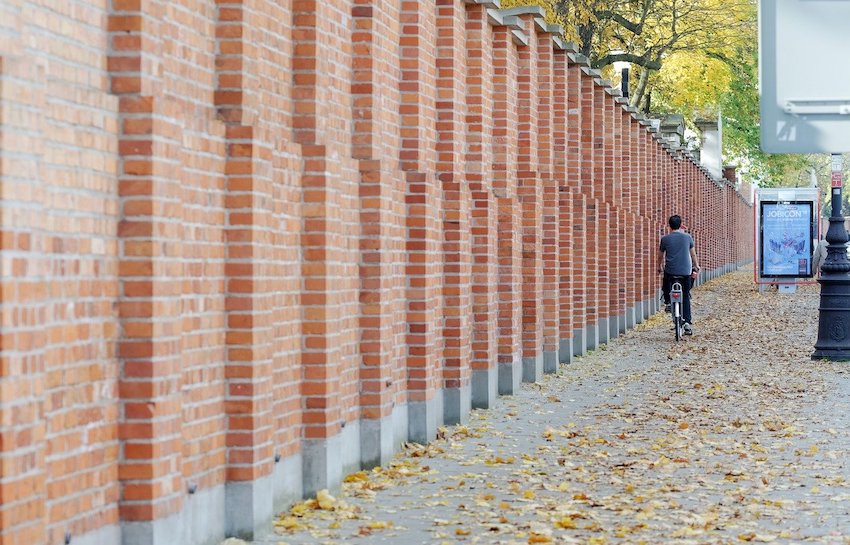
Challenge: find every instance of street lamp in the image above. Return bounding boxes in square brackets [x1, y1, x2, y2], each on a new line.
[611, 52, 630, 100]
[812, 153, 850, 360]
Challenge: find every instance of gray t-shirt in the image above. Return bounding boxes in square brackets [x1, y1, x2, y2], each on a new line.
[660, 231, 694, 276]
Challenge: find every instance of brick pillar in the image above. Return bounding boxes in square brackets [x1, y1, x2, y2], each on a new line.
[651, 130, 664, 305]
[694, 174, 711, 274]
[710, 182, 718, 273]
[108, 6, 188, 544]
[591, 78, 611, 345]
[216, 2, 289, 538]
[553, 40, 574, 363]
[2, 5, 122, 545]
[293, 0, 362, 495]
[603, 87, 625, 338]
[617, 98, 638, 328]
[578, 63, 600, 350]
[351, 0, 407, 468]
[400, 0, 443, 443]
[490, 13, 524, 394]
[0, 69, 48, 545]
[0, 27, 49, 545]
[465, 1, 499, 409]
[534, 20, 560, 375]
[512, 9, 544, 384]
[436, 0, 472, 425]
[565, 53, 587, 356]
[634, 115, 651, 316]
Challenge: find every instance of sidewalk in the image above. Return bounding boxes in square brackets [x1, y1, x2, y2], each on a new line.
[251, 268, 850, 544]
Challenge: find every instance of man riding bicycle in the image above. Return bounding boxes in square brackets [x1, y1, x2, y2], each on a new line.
[658, 215, 701, 335]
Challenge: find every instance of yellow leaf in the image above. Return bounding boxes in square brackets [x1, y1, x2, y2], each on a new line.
[528, 533, 553, 544]
[344, 471, 369, 482]
[316, 489, 336, 510]
[368, 521, 392, 530]
[554, 516, 577, 529]
[289, 501, 312, 516]
[679, 422, 689, 430]
[275, 517, 303, 531]
[557, 482, 570, 492]
[455, 528, 471, 536]
[523, 490, 536, 499]
[588, 537, 607, 545]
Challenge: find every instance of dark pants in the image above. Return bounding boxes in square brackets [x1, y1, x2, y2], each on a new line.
[662, 273, 693, 324]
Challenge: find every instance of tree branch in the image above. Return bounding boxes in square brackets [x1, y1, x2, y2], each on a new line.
[592, 52, 661, 71]
[595, 9, 644, 35]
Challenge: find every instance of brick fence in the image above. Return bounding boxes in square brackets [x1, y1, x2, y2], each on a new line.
[0, 1, 753, 544]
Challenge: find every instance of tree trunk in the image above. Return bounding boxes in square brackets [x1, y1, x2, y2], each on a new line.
[630, 67, 650, 109]
[578, 22, 595, 58]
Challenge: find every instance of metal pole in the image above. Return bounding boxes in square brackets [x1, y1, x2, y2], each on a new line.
[621, 67, 629, 99]
[813, 153, 850, 359]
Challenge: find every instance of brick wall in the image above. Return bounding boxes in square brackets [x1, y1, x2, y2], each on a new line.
[0, 2, 754, 544]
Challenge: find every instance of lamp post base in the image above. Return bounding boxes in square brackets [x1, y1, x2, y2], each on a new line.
[812, 274, 850, 360]
[812, 348, 850, 360]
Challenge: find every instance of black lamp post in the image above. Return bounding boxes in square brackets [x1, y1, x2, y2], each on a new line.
[812, 153, 850, 360]
[620, 67, 629, 99]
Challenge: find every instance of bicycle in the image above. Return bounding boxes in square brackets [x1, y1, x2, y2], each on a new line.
[669, 278, 686, 341]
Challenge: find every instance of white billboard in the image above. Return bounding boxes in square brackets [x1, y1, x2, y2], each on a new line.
[759, 1, 850, 154]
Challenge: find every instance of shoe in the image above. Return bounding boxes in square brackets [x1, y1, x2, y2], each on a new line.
[664, 304, 671, 312]
[683, 323, 694, 335]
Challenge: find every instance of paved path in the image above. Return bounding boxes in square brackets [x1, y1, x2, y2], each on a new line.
[252, 268, 850, 544]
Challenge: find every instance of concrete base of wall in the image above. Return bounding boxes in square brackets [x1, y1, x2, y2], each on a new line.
[361, 414, 395, 468]
[443, 384, 471, 426]
[627, 305, 638, 328]
[342, 420, 361, 477]
[598, 318, 610, 346]
[558, 338, 572, 365]
[302, 434, 343, 497]
[123, 484, 227, 545]
[75, 524, 122, 545]
[543, 350, 558, 374]
[471, 367, 498, 409]
[274, 452, 303, 513]
[596, 318, 611, 348]
[393, 403, 408, 450]
[612, 314, 624, 337]
[122, 511, 180, 545]
[586, 324, 599, 351]
[522, 353, 543, 383]
[572, 328, 586, 357]
[409, 392, 441, 444]
[226, 474, 274, 541]
[498, 356, 522, 395]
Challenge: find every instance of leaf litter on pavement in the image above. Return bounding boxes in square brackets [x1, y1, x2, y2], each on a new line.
[265, 268, 850, 545]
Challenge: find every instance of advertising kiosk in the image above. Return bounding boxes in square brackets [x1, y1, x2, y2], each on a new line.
[754, 187, 819, 293]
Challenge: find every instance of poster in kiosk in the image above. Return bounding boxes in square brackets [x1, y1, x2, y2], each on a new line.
[759, 200, 816, 279]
